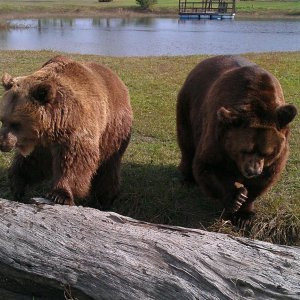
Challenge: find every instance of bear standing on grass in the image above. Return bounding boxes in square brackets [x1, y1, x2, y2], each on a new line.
[177, 55, 297, 222]
[0, 56, 133, 209]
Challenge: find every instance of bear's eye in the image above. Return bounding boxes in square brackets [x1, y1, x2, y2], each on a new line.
[241, 150, 254, 155]
[10, 122, 21, 131]
[262, 151, 275, 158]
[259, 148, 276, 158]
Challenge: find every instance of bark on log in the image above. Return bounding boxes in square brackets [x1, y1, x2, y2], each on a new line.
[0, 199, 299, 300]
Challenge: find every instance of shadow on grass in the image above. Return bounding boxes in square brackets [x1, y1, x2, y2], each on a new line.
[0, 161, 223, 229]
[114, 162, 224, 229]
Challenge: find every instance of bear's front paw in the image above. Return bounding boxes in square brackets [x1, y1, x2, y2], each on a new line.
[29, 197, 54, 205]
[226, 183, 248, 213]
[46, 189, 74, 206]
[234, 186, 248, 212]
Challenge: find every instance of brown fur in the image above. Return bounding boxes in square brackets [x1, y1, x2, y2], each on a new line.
[0, 56, 133, 209]
[177, 55, 297, 221]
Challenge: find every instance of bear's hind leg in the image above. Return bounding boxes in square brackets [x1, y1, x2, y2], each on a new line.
[177, 97, 195, 183]
[179, 149, 195, 183]
[90, 135, 130, 210]
[90, 154, 121, 210]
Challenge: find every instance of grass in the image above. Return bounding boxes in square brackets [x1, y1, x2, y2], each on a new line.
[238, 0, 300, 17]
[0, 0, 299, 19]
[0, 50, 299, 246]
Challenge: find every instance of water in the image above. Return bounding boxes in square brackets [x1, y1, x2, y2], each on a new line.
[1, 17, 300, 56]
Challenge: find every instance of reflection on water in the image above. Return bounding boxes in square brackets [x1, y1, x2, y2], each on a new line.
[1, 17, 300, 56]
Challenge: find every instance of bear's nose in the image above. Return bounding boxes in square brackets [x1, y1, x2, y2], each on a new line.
[245, 168, 261, 178]
[243, 156, 264, 179]
[0, 142, 14, 152]
[0, 132, 17, 152]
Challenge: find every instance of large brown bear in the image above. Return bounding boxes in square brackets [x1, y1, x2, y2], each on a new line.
[177, 55, 297, 221]
[0, 55, 133, 209]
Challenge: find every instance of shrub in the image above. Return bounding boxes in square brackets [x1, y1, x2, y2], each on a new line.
[136, 0, 157, 10]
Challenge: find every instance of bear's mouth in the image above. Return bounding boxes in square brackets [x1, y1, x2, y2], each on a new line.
[242, 169, 263, 179]
[244, 173, 260, 179]
[16, 143, 35, 157]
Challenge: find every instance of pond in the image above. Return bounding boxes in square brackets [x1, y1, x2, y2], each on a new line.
[1, 17, 300, 56]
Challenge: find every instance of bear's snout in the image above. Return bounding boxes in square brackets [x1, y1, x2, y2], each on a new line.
[242, 156, 264, 179]
[0, 132, 17, 152]
[244, 167, 262, 178]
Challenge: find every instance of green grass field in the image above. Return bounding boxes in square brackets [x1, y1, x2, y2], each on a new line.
[0, 51, 299, 245]
[0, 0, 299, 18]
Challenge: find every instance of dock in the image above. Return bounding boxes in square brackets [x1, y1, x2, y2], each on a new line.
[179, 0, 236, 19]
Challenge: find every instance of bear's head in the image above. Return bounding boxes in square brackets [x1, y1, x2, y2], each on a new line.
[0, 73, 56, 156]
[217, 104, 297, 178]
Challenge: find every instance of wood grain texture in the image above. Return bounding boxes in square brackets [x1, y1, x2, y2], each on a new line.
[0, 199, 299, 300]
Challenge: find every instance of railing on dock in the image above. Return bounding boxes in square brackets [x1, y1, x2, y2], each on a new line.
[179, 0, 236, 18]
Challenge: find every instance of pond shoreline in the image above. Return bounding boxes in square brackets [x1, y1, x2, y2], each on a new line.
[0, 7, 300, 22]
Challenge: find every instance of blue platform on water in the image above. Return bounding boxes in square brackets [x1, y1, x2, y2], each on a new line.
[179, 0, 236, 20]
[179, 13, 235, 20]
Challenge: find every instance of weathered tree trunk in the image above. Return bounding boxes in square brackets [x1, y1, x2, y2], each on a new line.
[0, 199, 299, 300]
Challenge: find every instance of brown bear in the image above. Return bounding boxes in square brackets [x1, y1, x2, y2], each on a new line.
[0, 55, 133, 209]
[177, 55, 297, 222]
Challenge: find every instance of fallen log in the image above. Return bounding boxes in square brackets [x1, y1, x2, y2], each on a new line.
[0, 198, 299, 300]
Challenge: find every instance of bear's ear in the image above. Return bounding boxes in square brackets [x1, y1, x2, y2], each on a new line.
[29, 83, 54, 105]
[1, 73, 15, 90]
[276, 104, 297, 129]
[217, 107, 239, 125]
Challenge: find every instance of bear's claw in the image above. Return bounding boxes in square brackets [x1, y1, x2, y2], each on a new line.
[226, 185, 248, 213]
[29, 197, 54, 205]
[45, 189, 74, 206]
